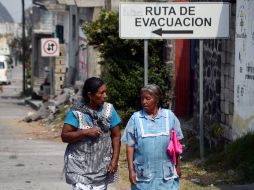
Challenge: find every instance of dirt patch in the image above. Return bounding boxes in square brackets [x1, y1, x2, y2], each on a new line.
[7, 119, 63, 142]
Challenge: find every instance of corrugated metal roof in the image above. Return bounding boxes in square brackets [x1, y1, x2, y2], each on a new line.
[0, 2, 14, 23]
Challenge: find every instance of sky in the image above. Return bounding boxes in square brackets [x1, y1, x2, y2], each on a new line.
[0, 0, 32, 23]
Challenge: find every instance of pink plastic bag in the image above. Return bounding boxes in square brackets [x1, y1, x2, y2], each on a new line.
[167, 129, 183, 165]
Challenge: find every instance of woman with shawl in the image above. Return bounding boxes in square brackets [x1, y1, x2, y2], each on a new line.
[61, 77, 121, 190]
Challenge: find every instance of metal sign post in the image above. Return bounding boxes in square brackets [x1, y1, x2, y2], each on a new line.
[199, 39, 204, 161]
[144, 40, 148, 85]
[49, 57, 54, 96]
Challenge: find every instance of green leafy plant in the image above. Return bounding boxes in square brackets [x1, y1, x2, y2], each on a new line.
[83, 11, 173, 125]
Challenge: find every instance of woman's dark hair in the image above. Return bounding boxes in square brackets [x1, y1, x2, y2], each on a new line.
[82, 77, 105, 103]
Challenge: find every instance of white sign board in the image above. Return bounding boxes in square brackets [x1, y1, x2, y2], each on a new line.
[41, 38, 59, 57]
[119, 2, 230, 39]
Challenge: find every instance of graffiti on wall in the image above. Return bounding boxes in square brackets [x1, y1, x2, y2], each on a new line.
[233, 0, 254, 139]
[78, 27, 88, 81]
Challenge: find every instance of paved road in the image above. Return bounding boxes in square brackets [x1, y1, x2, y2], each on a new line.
[0, 96, 69, 189]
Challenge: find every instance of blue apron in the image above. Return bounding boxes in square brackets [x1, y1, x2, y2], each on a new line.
[132, 109, 179, 190]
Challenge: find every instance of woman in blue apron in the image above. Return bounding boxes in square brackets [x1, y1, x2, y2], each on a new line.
[61, 77, 121, 190]
[122, 84, 184, 190]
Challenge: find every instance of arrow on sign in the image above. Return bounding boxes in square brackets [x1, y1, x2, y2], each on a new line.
[152, 28, 194, 36]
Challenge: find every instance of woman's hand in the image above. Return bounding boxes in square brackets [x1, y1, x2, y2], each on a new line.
[176, 164, 182, 178]
[129, 169, 137, 185]
[108, 160, 118, 174]
[61, 124, 102, 143]
[83, 127, 102, 138]
[126, 146, 137, 184]
[175, 153, 182, 178]
[109, 125, 121, 174]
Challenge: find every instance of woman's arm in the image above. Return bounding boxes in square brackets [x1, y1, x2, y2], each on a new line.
[126, 145, 137, 184]
[175, 153, 182, 178]
[61, 124, 102, 143]
[108, 125, 121, 173]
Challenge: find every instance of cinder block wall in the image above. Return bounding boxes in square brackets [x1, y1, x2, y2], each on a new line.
[192, 2, 236, 140]
[220, 2, 236, 139]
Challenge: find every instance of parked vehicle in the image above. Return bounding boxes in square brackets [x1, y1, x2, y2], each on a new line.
[0, 55, 11, 85]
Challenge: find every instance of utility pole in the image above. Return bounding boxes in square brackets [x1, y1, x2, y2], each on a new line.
[105, 0, 111, 10]
[22, 0, 26, 94]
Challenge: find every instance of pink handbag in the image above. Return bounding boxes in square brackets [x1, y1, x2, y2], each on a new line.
[167, 129, 183, 165]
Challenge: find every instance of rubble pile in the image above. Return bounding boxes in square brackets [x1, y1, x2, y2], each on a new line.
[23, 81, 83, 123]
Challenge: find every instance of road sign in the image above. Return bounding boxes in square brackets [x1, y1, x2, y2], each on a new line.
[41, 38, 60, 57]
[119, 2, 230, 39]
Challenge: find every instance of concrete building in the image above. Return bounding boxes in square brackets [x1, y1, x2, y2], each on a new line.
[31, 0, 107, 96]
[31, 0, 68, 96]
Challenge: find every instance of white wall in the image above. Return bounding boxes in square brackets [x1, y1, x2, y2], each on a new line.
[233, 0, 254, 139]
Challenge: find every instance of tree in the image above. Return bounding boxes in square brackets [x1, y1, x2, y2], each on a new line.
[83, 11, 173, 124]
[8, 7, 32, 94]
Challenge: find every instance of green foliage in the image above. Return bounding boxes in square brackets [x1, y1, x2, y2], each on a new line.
[222, 133, 254, 182]
[83, 11, 172, 125]
[205, 132, 254, 183]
